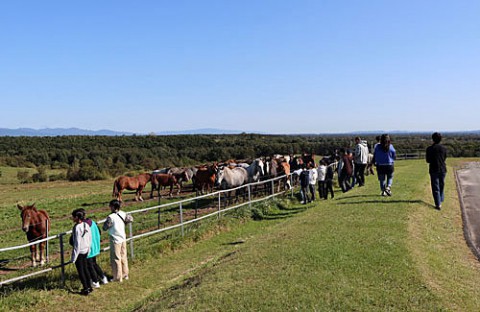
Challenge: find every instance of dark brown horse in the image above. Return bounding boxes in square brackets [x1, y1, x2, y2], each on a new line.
[17, 204, 50, 267]
[150, 173, 180, 198]
[194, 163, 218, 195]
[113, 173, 151, 202]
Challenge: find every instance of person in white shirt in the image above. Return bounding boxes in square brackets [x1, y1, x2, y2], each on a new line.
[103, 200, 130, 282]
[71, 208, 92, 295]
[308, 162, 318, 201]
[317, 160, 327, 199]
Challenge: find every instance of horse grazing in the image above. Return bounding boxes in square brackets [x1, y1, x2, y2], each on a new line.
[150, 173, 180, 198]
[18, 204, 50, 267]
[113, 173, 151, 202]
[194, 163, 218, 195]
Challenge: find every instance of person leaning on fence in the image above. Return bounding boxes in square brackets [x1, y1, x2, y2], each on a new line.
[79, 208, 109, 287]
[426, 132, 447, 210]
[70, 208, 93, 296]
[103, 199, 132, 282]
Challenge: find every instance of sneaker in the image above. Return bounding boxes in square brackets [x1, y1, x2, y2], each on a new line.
[101, 276, 109, 284]
[80, 289, 90, 296]
[92, 281, 100, 288]
[123, 275, 129, 281]
[385, 187, 392, 196]
[435, 205, 442, 210]
[381, 191, 387, 196]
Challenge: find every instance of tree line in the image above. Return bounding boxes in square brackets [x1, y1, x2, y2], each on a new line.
[0, 133, 478, 182]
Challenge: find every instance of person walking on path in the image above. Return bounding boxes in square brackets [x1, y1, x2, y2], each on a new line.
[354, 137, 369, 187]
[70, 209, 92, 296]
[374, 134, 396, 196]
[103, 200, 131, 282]
[426, 132, 447, 210]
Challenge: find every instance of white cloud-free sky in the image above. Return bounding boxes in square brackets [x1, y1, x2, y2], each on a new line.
[1, 1, 478, 134]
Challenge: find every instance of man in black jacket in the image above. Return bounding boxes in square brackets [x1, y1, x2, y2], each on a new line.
[426, 132, 447, 210]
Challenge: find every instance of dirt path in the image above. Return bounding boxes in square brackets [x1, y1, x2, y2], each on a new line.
[456, 162, 480, 260]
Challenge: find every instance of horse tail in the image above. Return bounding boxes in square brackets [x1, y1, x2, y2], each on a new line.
[113, 179, 119, 198]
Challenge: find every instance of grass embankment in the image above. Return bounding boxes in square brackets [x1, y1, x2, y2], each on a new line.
[1, 159, 480, 311]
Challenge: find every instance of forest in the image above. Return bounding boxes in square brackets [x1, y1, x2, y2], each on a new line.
[0, 133, 479, 182]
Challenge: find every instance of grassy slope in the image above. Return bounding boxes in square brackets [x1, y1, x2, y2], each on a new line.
[1, 159, 480, 311]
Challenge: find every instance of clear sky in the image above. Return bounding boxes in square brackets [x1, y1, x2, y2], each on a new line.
[1, 1, 478, 134]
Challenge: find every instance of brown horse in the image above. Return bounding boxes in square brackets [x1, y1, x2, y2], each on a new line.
[150, 173, 180, 198]
[17, 204, 50, 267]
[194, 163, 218, 195]
[113, 173, 151, 202]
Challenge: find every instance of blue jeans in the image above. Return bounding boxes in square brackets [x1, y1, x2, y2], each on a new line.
[430, 172, 446, 207]
[377, 165, 394, 191]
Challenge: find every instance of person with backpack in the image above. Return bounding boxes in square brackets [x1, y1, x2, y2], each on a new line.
[103, 200, 132, 282]
[78, 208, 109, 287]
[299, 165, 310, 204]
[70, 208, 92, 295]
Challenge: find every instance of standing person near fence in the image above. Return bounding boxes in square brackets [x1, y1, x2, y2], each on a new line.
[317, 160, 327, 199]
[299, 165, 310, 204]
[374, 134, 396, 196]
[325, 161, 335, 199]
[308, 162, 318, 201]
[426, 132, 447, 210]
[70, 208, 92, 296]
[354, 137, 369, 187]
[103, 200, 131, 282]
[79, 209, 109, 287]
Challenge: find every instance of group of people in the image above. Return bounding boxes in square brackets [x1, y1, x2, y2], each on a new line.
[70, 199, 131, 295]
[297, 131, 447, 210]
[69, 134, 447, 294]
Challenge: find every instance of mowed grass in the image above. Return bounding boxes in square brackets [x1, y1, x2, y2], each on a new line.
[1, 159, 480, 311]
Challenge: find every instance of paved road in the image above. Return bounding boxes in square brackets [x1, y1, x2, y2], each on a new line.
[456, 162, 480, 259]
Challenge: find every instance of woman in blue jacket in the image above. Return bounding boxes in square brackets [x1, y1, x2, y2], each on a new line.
[374, 134, 396, 196]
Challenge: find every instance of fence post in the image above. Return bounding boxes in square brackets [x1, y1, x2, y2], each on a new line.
[46, 219, 49, 263]
[248, 184, 251, 209]
[180, 202, 184, 237]
[271, 180, 274, 195]
[218, 192, 221, 219]
[129, 222, 134, 260]
[59, 233, 66, 288]
[290, 174, 294, 197]
[157, 207, 161, 229]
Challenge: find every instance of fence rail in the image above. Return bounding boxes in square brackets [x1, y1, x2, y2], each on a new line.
[0, 174, 293, 287]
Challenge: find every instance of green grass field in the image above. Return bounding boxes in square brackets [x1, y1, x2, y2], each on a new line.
[1, 159, 480, 311]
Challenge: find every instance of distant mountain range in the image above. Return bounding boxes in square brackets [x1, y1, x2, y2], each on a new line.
[0, 127, 478, 137]
[0, 127, 245, 136]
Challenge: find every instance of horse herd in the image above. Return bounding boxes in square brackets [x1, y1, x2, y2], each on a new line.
[111, 155, 297, 202]
[16, 154, 320, 268]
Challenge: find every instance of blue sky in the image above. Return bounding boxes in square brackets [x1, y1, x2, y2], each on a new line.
[1, 1, 478, 134]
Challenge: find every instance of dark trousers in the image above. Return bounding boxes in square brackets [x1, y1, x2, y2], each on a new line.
[300, 186, 309, 203]
[430, 172, 446, 207]
[75, 253, 91, 291]
[354, 163, 366, 186]
[87, 256, 104, 283]
[309, 184, 316, 201]
[325, 180, 334, 199]
[338, 171, 351, 192]
[318, 181, 326, 199]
